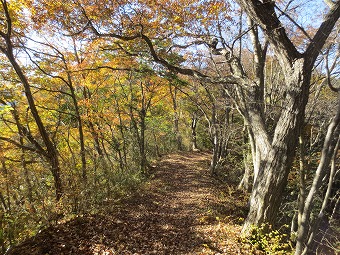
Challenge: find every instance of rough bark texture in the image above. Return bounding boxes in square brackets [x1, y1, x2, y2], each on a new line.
[243, 60, 308, 232]
[235, 0, 340, 237]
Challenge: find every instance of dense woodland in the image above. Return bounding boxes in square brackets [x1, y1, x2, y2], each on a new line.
[0, 0, 339, 254]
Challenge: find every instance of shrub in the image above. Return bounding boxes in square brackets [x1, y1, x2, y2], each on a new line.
[241, 223, 293, 254]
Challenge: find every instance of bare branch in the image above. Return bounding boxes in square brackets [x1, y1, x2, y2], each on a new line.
[274, 5, 313, 43]
[29, 85, 72, 97]
[78, 64, 148, 72]
[325, 46, 340, 92]
[236, 0, 301, 65]
[3, 156, 38, 164]
[36, 105, 77, 117]
[305, 1, 340, 67]
[167, 40, 206, 52]
[67, 2, 243, 86]
[0, 136, 45, 155]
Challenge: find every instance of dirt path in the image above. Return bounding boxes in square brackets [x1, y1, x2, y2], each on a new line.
[6, 152, 248, 255]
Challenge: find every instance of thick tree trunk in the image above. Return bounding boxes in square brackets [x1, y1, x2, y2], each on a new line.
[242, 60, 309, 233]
[235, 0, 340, 239]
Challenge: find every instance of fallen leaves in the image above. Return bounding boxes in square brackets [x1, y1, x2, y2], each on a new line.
[7, 152, 251, 255]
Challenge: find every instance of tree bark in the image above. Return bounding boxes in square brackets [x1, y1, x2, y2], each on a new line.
[238, 127, 252, 191]
[11, 103, 34, 205]
[0, 0, 63, 201]
[295, 93, 340, 255]
[191, 113, 200, 151]
[70, 80, 87, 182]
[235, 0, 340, 236]
[169, 84, 183, 151]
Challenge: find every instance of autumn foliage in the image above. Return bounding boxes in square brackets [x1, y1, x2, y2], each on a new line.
[0, 0, 339, 254]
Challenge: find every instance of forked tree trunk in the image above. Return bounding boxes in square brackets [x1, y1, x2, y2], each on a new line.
[242, 60, 309, 233]
[2, 51, 63, 201]
[235, 1, 340, 239]
[9, 55, 63, 201]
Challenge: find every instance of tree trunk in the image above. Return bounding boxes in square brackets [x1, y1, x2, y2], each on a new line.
[1, 45, 63, 201]
[169, 84, 183, 150]
[210, 124, 219, 175]
[238, 151, 252, 191]
[10, 57, 63, 201]
[295, 93, 340, 255]
[70, 83, 87, 182]
[209, 101, 220, 175]
[191, 114, 199, 151]
[235, 0, 340, 238]
[12, 104, 34, 205]
[242, 60, 309, 233]
[238, 128, 252, 191]
[139, 108, 148, 173]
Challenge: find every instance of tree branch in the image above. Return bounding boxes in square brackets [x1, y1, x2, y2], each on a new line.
[74, 3, 242, 86]
[305, 1, 340, 68]
[0, 136, 46, 155]
[236, 0, 301, 65]
[274, 5, 313, 43]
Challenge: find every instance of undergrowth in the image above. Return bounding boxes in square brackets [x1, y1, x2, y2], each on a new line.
[241, 223, 294, 254]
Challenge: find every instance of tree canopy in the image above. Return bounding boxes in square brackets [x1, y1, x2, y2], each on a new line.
[1, 0, 339, 254]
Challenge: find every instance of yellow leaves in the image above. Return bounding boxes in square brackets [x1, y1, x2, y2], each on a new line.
[0, 104, 13, 115]
[30, 1, 77, 32]
[0, 0, 29, 33]
[173, 15, 182, 23]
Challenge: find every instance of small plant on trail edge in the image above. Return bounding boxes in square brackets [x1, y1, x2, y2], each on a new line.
[240, 223, 293, 254]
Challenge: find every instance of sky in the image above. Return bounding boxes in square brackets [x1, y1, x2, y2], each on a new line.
[278, 0, 328, 28]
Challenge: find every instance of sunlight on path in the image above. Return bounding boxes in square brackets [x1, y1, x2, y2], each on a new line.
[7, 152, 248, 255]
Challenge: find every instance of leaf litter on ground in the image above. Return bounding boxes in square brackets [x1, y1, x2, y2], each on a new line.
[6, 152, 252, 255]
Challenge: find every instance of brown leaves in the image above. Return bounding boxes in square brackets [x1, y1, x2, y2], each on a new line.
[7, 152, 252, 255]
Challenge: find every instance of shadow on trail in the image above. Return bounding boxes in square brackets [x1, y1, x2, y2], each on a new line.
[6, 151, 242, 255]
[8, 154, 218, 255]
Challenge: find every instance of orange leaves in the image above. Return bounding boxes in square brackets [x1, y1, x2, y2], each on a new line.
[136, 0, 231, 34]
[29, 0, 231, 38]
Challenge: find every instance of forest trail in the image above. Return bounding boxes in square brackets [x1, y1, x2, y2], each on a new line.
[6, 152, 249, 255]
